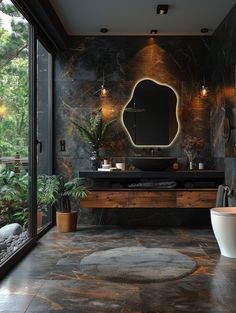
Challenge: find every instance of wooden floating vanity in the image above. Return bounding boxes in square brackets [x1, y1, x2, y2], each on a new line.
[79, 170, 224, 209]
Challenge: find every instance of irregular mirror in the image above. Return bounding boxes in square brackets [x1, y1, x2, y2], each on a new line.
[122, 79, 180, 147]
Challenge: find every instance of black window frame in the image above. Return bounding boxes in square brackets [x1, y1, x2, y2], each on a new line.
[0, 0, 56, 277]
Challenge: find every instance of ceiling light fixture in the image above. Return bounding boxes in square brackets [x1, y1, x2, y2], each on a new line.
[200, 28, 209, 34]
[100, 28, 109, 33]
[156, 4, 169, 15]
[150, 29, 158, 34]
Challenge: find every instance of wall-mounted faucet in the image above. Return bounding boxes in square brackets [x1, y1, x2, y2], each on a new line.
[150, 148, 161, 156]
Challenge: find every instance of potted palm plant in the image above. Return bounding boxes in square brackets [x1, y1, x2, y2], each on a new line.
[56, 176, 88, 232]
[71, 111, 115, 169]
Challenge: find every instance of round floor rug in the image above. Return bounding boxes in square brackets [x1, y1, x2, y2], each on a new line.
[79, 247, 197, 283]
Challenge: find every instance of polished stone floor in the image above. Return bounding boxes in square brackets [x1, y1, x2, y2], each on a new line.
[0, 226, 236, 313]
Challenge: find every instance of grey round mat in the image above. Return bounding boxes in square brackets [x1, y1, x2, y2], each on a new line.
[80, 247, 197, 283]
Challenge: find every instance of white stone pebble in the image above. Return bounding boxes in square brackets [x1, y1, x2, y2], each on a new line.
[0, 230, 29, 263]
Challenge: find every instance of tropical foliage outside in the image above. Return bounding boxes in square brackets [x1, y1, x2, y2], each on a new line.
[0, 0, 28, 157]
[0, 0, 29, 239]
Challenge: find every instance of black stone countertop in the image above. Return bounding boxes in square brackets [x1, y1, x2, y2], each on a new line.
[79, 170, 224, 179]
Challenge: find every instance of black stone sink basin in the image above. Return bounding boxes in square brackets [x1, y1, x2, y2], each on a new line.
[129, 157, 176, 171]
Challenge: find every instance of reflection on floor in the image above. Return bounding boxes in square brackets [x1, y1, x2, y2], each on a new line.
[0, 226, 236, 313]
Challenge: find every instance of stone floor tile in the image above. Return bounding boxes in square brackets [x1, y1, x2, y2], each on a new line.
[1, 226, 235, 313]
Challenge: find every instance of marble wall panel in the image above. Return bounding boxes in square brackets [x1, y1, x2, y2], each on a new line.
[55, 36, 215, 225]
[210, 4, 236, 159]
[210, 4, 236, 194]
[55, 36, 211, 167]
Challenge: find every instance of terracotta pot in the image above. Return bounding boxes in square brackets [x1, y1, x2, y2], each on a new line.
[56, 211, 78, 233]
[37, 211, 43, 229]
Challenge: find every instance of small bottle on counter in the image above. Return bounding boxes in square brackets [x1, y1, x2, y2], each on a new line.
[189, 161, 194, 170]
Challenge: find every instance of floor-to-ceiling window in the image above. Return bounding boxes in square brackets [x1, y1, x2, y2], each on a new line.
[0, 0, 54, 273]
[0, 0, 32, 267]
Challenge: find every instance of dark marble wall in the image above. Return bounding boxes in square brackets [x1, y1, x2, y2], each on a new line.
[210, 4, 236, 198]
[55, 35, 217, 225]
[55, 36, 212, 170]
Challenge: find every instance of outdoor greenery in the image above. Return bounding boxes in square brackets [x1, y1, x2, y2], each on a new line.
[0, 168, 28, 227]
[0, 168, 88, 227]
[0, 1, 28, 157]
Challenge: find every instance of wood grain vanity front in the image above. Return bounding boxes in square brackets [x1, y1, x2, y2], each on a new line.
[79, 171, 223, 210]
[80, 191, 129, 208]
[128, 191, 176, 208]
[80, 189, 217, 209]
[176, 190, 217, 208]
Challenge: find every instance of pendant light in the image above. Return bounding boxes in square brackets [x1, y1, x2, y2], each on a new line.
[100, 70, 108, 98]
[200, 75, 208, 97]
[93, 70, 109, 97]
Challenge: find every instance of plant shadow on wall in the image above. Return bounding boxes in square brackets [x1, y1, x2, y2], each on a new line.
[71, 111, 116, 169]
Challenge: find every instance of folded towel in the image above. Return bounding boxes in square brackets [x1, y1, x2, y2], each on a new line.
[128, 180, 177, 189]
[216, 184, 233, 207]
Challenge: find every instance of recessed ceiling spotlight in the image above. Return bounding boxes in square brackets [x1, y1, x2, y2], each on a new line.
[200, 28, 209, 33]
[150, 29, 158, 34]
[157, 4, 169, 15]
[100, 28, 109, 33]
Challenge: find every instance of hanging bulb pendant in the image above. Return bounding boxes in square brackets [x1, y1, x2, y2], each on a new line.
[200, 85, 208, 97]
[100, 70, 109, 97]
[200, 73, 208, 97]
[100, 84, 108, 97]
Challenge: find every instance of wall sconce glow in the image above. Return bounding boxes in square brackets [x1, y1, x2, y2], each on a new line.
[121, 78, 180, 148]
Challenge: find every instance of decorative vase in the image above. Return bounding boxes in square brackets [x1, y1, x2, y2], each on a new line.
[184, 149, 196, 171]
[90, 149, 100, 170]
[189, 161, 194, 170]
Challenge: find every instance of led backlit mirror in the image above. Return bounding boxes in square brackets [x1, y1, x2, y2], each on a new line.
[122, 78, 180, 147]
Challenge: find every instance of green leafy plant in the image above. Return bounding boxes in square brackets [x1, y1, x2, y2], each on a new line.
[13, 207, 28, 229]
[0, 168, 28, 227]
[37, 175, 59, 216]
[56, 176, 88, 213]
[71, 112, 115, 151]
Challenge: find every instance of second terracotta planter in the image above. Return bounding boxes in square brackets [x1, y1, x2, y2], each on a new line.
[56, 211, 78, 233]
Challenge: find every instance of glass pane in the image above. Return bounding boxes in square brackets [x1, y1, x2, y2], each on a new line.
[37, 40, 53, 233]
[0, 1, 30, 263]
